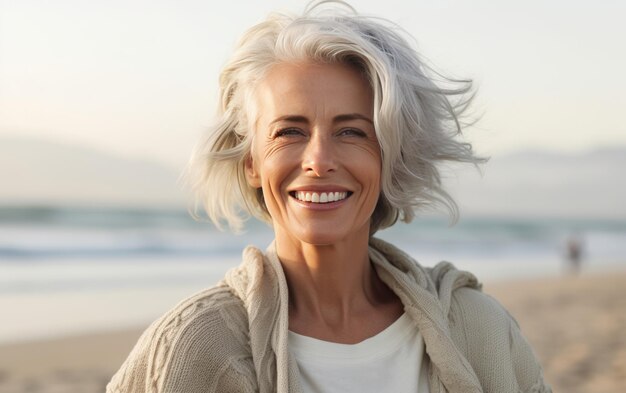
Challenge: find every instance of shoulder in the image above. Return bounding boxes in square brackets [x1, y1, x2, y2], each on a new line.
[444, 279, 551, 392]
[425, 261, 517, 343]
[107, 283, 256, 393]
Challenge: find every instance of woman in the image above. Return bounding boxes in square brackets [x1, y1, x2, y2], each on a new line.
[107, 2, 551, 392]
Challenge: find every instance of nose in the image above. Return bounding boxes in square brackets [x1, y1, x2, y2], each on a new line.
[302, 133, 337, 177]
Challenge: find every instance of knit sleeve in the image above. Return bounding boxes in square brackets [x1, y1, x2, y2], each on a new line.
[106, 285, 257, 393]
[106, 317, 160, 393]
[508, 312, 552, 393]
[448, 287, 552, 393]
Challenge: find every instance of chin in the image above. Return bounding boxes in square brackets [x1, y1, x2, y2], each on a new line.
[293, 224, 370, 247]
[296, 232, 346, 246]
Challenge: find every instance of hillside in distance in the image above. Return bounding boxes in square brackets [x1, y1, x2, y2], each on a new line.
[0, 137, 186, 208]
[446, 147, 626, 220]
[1, 136, 625, 220]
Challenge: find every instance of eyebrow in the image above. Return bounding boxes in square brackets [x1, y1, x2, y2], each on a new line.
[269, 113, 374, 126]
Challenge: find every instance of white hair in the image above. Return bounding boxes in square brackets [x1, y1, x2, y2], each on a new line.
[185, 0, 484, 233]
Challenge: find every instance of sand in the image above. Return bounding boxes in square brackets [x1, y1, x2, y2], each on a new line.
[0, 329, 141, 393]
[1, 270, 625, 393]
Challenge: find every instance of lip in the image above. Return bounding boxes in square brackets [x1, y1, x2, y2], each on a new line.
[288, 185, 352, 193]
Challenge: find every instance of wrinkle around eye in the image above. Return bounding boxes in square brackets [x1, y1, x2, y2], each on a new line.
[262, 135, 302, 158]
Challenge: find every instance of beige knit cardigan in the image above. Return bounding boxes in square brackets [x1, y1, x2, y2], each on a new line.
[107, 238, 551, 393]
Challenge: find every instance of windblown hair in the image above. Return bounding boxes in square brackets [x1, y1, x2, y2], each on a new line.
[186, 0, 483, 234]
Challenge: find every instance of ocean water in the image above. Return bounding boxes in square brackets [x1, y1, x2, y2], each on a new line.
[1, 206, 625, 343]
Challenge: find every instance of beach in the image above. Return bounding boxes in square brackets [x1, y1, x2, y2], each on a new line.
[0, 270, 624, 393]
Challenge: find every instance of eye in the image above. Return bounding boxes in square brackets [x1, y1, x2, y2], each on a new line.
[274, 127, 305, 138]
[337, 128, 367, 137]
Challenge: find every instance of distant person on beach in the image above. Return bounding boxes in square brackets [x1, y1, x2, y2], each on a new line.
[566, 234, 584, 275]
[107, 1, 551, 392]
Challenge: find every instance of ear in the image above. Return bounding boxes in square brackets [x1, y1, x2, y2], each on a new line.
[244, 155, 262, 188]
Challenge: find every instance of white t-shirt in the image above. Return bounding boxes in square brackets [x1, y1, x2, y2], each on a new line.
[288, 313, 430, 393]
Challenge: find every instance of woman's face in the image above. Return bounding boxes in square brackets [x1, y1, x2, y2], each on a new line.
[246, 61, 381, 246]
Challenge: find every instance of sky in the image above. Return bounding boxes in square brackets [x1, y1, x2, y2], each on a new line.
[1, 0, 625, 169]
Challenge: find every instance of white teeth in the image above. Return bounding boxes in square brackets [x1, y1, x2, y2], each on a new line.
[293, 191, 349, 203]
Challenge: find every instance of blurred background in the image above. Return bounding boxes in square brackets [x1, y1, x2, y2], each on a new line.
[1, 1, 625, 392]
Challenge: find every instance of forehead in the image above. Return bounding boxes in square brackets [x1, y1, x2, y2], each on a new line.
[255, 61, 374, 122]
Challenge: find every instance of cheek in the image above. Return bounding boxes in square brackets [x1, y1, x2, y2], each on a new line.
[260, 145, 300, 182]
[248, 137, 284, 186]
[257, 154, 291, 205]
[348, 145, 382, 181]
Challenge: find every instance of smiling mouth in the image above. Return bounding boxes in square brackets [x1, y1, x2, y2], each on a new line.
[289, 191, 352, 203]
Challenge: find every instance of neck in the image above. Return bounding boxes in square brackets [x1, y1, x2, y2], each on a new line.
[274, 226, 390, 327]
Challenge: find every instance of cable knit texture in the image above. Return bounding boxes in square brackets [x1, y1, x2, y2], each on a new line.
[106, 238, 551, 393]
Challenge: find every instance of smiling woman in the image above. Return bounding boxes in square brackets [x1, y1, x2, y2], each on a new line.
[107, 1, 551, 392]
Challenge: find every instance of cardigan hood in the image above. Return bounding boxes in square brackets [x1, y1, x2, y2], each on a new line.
[107, 237, 551, 393]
